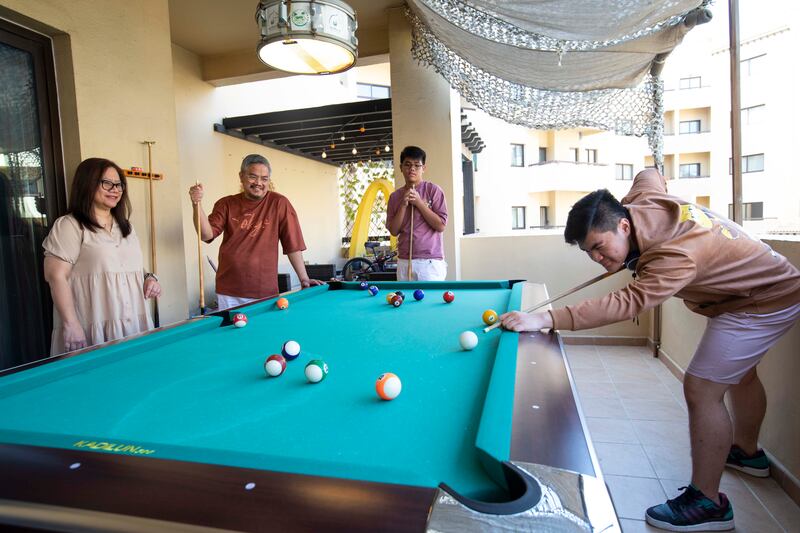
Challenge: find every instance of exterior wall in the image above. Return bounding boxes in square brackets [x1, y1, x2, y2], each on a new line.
[388, 8, 462, 279]
[0, 0, 189, 325]
[460, 234, 650, 338]
[660, 238, 800, 482]
[172, 45, 341, 315]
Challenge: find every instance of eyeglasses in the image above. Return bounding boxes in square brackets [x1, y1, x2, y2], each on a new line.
[245, 174, 270, 183]
[401, 163, 424, 170]
[100, 179, 125, 192]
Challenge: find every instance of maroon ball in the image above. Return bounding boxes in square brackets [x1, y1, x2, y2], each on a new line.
[443, 291, 455, 303]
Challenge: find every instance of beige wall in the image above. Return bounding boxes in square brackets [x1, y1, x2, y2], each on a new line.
[171, 45, 341, 315]
[388, 8, 462, 279]
[660, 239, 800, 482]
[1, 0, 189, 325]
[460, 234, 651, 338]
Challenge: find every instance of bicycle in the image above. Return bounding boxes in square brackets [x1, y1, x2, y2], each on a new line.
[340, 242, 398, 282]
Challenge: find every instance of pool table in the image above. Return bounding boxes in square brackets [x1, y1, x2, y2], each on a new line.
[0, 281, 618, 532]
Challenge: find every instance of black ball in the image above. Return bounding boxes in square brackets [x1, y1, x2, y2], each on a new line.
[394, 291, 405, 300]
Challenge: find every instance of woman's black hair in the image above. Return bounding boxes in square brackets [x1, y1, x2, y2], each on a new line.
[68, 158, 132, 238]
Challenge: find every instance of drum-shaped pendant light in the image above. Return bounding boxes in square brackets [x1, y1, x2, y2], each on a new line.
[255, 0, 358, 75]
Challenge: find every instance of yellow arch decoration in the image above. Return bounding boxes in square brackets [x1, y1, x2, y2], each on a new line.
[348, 178, 397, 258]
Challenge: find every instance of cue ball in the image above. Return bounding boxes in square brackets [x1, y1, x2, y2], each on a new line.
[376, 372, 402, 400]
[482, 309, 498, 325]
[282, 340, 301, 361]
[459, 331, 479, 350]
[264, 354, 286, 377]
[232, 313, 248, 328]
[305, 360, 328, 383]
[443, 291, 455, 303]
[276, 297, 289, 310]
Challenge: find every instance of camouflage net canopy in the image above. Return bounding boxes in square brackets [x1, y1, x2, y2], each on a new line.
[406, 0, 713, 168]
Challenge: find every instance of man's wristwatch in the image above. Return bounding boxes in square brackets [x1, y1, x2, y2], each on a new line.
[144, 272, 159, 282]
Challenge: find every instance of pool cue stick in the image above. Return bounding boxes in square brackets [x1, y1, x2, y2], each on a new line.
[484, 269, 620, 333]
[195, 180, 205, 315]
[144, 140, 159, 327]
[407, 185, 414, 280]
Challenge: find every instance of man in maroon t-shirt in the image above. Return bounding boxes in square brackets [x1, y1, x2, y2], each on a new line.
[386, 146, 448, 281]
[189, 154, 323, 310]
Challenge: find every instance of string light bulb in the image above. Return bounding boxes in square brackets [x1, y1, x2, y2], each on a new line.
[330, 142, 336, 149]
[351, 146, 358, 155]
[375, 148, 381, 155]
[321, 150, 327, 159]
[340, 133, 346, 141]
[384, 144, 390, 152]
[359, 124, 366, 133]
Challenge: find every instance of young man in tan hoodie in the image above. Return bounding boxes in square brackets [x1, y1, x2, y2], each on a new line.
[501, 168, 800, 532]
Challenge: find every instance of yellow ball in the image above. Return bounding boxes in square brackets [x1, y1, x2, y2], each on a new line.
[482, 309, 498, 325]
[385, 292, 397, 305]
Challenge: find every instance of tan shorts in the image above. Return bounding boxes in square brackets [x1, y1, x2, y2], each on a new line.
[687, 302, 800, 384]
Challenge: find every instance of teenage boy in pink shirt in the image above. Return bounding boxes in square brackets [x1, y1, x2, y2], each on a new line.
[387, 146, 448, 280]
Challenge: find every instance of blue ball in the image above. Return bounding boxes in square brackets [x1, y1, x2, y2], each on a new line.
[359, 281, 369, 290]
[368, 285, 379, 296]
[413, 289, 425, 301]
[281, 340, 301, 361]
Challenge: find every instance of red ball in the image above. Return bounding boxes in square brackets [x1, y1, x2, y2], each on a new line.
[391, 294, 404, 307]
[232, 313, 248, 327]
[443, 291, 455, 303]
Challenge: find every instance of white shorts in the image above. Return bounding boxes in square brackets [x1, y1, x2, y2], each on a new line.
[396, 258, 447, 281]
[687, 302, 800, 385]
[216, 293, 258, 311]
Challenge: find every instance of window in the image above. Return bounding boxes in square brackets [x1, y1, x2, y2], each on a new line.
[679, 163, 701, 178]
[727, 202, 764, 221]
[570, 148, 579, 162]
[741, 54, 765, 77]
[729, 154, 765, 174]
[679, 120, 701, 134]
[742, 105, 765, 125]
[356, 83, 390, 100]
[512, 206, 526, 229]
[585, 149, 597, 163]
[540, 206, 549, 227]
[511, 144, 524, 167]
[538, 147, 547, 163]
[679, 76, 701, 89]
[615, 163, 634, 180]
[472, 153, 478, 172]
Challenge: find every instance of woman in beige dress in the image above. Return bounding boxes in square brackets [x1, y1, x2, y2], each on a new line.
[43, 158, 161, 355]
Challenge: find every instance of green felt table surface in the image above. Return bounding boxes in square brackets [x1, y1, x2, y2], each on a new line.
[0, 281, 522, 499]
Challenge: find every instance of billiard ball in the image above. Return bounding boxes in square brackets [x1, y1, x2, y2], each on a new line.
[368, 285, 379, 296]
[359, 281, 369, 290]
[305, 360, 328, 383]
[232, 313, 248, 328]
[276, 297, 289, 310]
[394, 290, 405, 300]
[443, 291, 455, 303]
[391, 294, 403, 307]
[413, 289, 425, 301]
[264, 354, 286, 377]
[282, 340, 301, 361]
[376, 372, 402, 400]
[386, 292, 397, 304]
[482, 309, 498, 325]
[459, 331, 478, 350]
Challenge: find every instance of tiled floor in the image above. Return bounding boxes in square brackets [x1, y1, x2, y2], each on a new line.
[564, 344, 800, 532]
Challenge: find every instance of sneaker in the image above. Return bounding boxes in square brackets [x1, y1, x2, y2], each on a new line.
[645, 485, 734, 532]
[725, 444, 770, 477]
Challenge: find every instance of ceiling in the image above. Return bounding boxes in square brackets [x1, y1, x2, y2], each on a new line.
[168, 0, 402, 84]
[215, 98, 484, 166]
